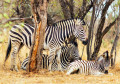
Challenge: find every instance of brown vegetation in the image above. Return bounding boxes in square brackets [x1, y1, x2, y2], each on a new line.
[0, 33, 120, 83]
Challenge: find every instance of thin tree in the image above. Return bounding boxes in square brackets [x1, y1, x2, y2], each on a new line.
[59, 0, 93, 19]
[110, 4, 120, 67]
[87, 0, 119, 60]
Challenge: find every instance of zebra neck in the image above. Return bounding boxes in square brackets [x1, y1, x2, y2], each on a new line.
[60, 20, 75, 42]
[99, 63, 105, 72]
[94, 61, 100, 68]
[95, 61, 105, 72]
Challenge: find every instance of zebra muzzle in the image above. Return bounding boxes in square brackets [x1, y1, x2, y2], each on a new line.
[104, 70, 108, 74]
[82, 39, 88, 45]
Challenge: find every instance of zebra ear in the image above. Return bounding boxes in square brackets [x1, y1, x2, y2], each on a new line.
[75, 19, 86, 25]
[74, 19, 80, 25]
[96, 56, 104, 62]
[81, 20, 86, 25]
[103, 51, 109, 59]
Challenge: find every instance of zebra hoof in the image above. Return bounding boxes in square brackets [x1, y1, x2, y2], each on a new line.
[104, 70, 108, 74]
[58, 69, 63, 72]
[10, 68, 19, 72]
[66, 72, 70, 75]
[10, 65, 19, 72]
[48, 68, 52, 71]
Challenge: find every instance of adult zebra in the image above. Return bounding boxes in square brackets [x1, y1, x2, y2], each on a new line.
[4, 18, 88, 71]
[66, 51, 111, 75]
[21, 42, 80, 71]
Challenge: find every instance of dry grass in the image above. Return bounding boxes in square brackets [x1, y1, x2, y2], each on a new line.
[0, 34, 120, 84]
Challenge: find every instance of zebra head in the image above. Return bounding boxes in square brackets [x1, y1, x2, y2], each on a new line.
[97, 51, 111, 74]
[73, 19, 88, 45]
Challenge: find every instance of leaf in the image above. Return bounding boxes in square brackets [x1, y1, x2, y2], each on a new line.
[4, 23, 10, 28]
[3, 13, 9, 19]
[5, 0, 10, 3]
[118, 0, 120, 5]
[9, 21, 12, 25]
[0, 31, 2, 35]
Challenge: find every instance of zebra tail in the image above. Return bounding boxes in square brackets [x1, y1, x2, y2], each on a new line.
[4, 38, 11, 64]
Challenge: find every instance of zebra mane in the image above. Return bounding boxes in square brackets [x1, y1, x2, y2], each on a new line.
[52, 18, 76, 27]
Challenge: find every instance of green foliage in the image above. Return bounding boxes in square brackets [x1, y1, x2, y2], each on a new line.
[75, 0, 82, 7]
[0, 31, 2, 35]
[1, 22, 13, 30]
[110, 40, 114, 44]
[5, 0, 10, 3]
[102, 40, 107, 48]
[3, 13, 9, 19]
[118, 0, 120, 5]
[48, 0, 64, 20]
[4, 23, 10, 28]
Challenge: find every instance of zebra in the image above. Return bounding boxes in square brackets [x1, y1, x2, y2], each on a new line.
[4, 18, 88, 71]
[21, 41, 80, 71]
[66, 51, 111, 75]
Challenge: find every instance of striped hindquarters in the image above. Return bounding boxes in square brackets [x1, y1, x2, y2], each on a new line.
[9, 23, 34, 48]
[66, 60, 96, 75]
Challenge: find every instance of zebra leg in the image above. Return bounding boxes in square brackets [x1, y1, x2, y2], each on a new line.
[94, 72, 104, 76]
[48, 49, 56, 71]
[66, 68, 73, 75]
[56, 48, 62, 71]
[66, 67, 79, 75]
[10, 42, 20, 72]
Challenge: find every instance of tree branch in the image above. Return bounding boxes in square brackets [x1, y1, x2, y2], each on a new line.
[65, 0, 74, 18]
[59, 0, 71, 19]
[102, 17, 118, 38]
[0, 17, 32, 24]
[78, 0, 93, 20]
[87, 2, 96, 60]
[91, 0, 114, 59]
[110, 4, 120, 67]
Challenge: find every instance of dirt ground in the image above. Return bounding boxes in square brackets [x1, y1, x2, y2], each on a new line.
[0, 35, 120, 84]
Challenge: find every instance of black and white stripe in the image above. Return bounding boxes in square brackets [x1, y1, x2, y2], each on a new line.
[21, 42, 80, 71]
[4, 18, 87, 71]
[66, 51, 111, 75]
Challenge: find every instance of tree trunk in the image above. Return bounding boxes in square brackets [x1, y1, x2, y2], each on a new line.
[28, 21, 41, 72]
[110, 5, 120, 67]
[87, 1, 96, 60]
[78, 0, 93, 20]
[37, 0, 47, 70]
[28, 0, 47, 72]
[91, 0, 114, 60]
[59, 0, 71, 19]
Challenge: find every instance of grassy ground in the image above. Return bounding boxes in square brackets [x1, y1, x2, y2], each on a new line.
[0, 33, 120, 84]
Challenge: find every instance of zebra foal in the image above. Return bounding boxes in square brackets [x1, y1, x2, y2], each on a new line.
[21, 42, 80, 71]
[66, 51, 111, 75]
[4, 18, 88, 71]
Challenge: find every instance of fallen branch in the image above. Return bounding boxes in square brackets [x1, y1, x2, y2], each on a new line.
[1, 17, 33, 24]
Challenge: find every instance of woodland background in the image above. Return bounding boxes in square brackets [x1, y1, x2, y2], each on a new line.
[0, 0, 120, 83]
